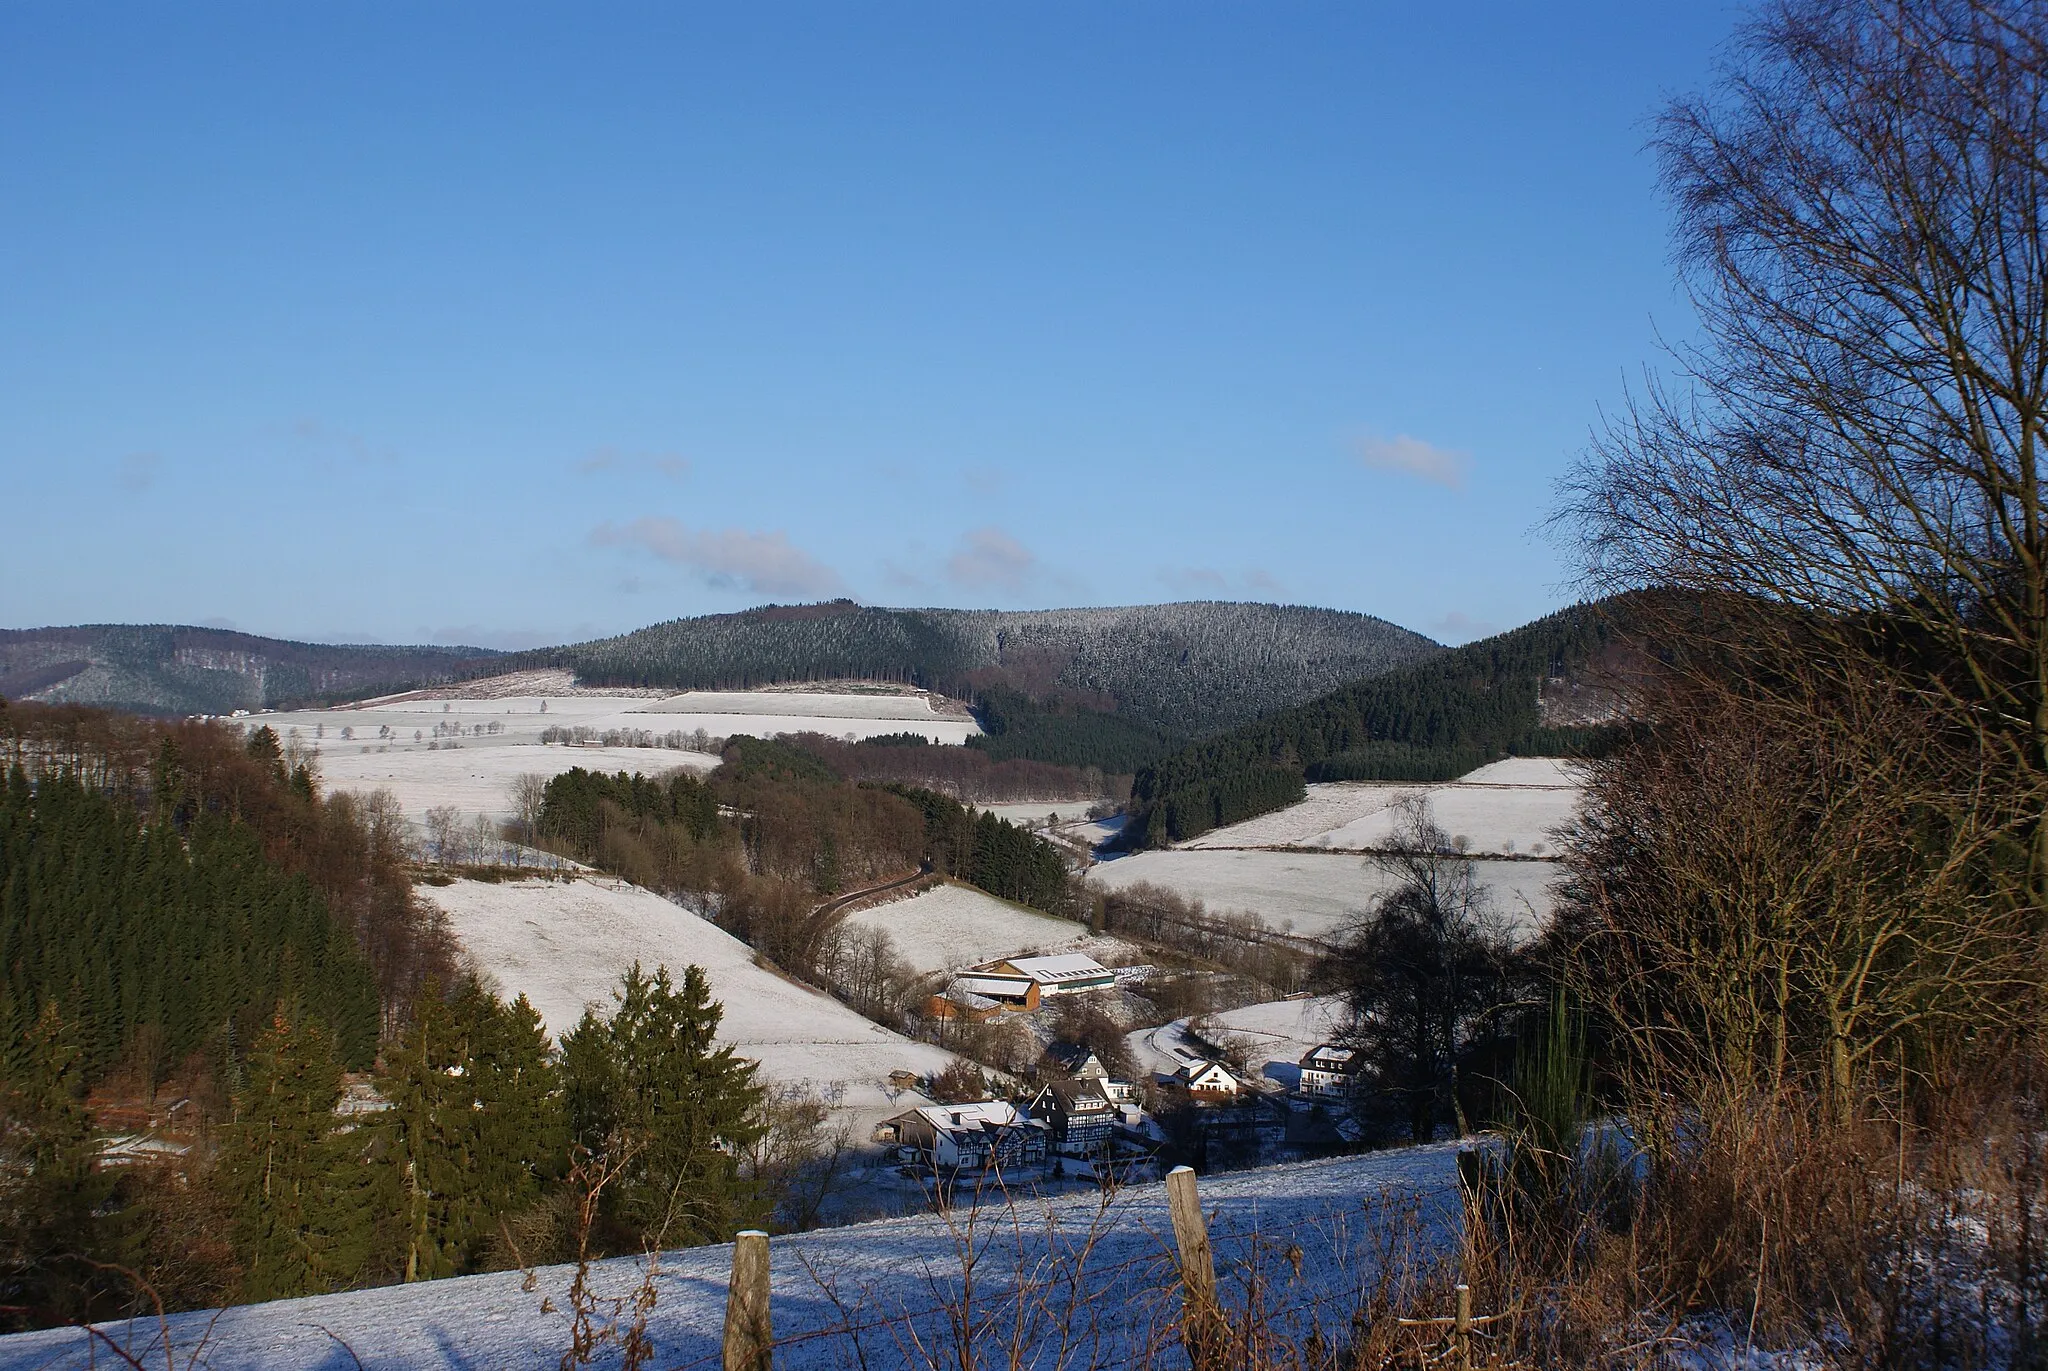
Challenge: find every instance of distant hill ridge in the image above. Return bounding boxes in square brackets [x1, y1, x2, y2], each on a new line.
[0, 625, 497, 717]
[507, 599, 1442, 738]
[1123, 595, 1645, 848]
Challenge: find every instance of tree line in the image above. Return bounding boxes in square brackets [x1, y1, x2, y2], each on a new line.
[496, 599, 1439, 764]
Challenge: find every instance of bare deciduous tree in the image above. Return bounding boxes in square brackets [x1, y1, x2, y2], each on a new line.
[1558, 0, 2048, 945]
[509, 773, 549, 846]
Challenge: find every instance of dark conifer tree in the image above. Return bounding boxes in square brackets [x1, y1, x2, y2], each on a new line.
[560, 963, 766, 1250]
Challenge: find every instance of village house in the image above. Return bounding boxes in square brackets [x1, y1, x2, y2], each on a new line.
[1174, 1059, 1244, 1099]
[1044, 1040, 1139, 1104]
[1298, 1044, 1359, 1098]
[1044, 1042, 1107, 1080]
[875, 1100, 1051, 1174]
[1022, 1078, 1117, 1154]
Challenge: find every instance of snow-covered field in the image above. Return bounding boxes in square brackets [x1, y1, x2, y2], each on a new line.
[226, 679, 982, 823]
[1200, 995, 1347, 1087]
[423, 878, 953, 1139]
[1088, 849, 1560, 942]
[982, 801, 1104, 826]
[0, 1145, 1467, 1371]
[843, 881, 1136, 976]
[316, 742, 716, 823]
[245, 683, 981, 748]
[1182, 757, 1584, 857]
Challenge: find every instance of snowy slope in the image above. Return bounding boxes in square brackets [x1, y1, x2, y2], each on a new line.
[0, 1146, 1466, 1371]
[424, 878, 954, 1138]
[1180, 758, 1584, 858]
[843, 882, 1136, 976]
[1088, 849, 1559, 942]
[317, 743, 716, 823]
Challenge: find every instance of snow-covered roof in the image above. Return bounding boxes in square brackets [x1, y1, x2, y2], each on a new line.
[981, 953, 1114, 985]
[917, 1101, 1031, 1135]
[953, 975, 1033, 998]
[1179, 1060, 1240, 1088]
[1301, 1045, 1356, 1069]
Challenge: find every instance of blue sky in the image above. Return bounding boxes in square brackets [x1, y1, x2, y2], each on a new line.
[0, 3, 1737, 649]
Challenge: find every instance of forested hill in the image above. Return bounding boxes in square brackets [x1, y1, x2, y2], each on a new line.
[516, 601, 1441, 738]
[1124, 597, 1641, 848]
[0, 625, 498, 716]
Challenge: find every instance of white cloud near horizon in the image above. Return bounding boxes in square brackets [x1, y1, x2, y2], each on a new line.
[1355, 433, 1470, 490]
[577, 447, 691, 480]
[1430, 610, 1501, 643]
[945, 526, 1037, 592]
[592, 518, 846, 597]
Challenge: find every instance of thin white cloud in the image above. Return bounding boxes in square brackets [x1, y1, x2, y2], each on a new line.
[1242, 568, 1286, 597]
[1355, 433, 1470, 490]
[577, 447, 690, 480]
[592, 518, 845, 597]
[945, 526, 1037, 593]
[1157, 566, 1287, 599]
[1430, 610, 1501, 644]
[117, 452, 162, 491]
[1158, 566, 1229, 595]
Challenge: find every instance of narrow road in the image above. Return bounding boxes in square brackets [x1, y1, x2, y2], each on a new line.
[804, 869, 927, 941]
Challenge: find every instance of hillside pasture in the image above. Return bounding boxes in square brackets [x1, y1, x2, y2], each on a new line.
[842, 881, 1135, 976]
[1180, 757, 1583, 857]
[1088, 849, 1560, 943]
[0, 1145, 1466, 1371]
[315, 742, 716, 823]
[1199, 995, 1346, 1087]
[422, 876, 954, 1138]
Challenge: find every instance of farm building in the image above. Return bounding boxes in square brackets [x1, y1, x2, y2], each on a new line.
[875, 1100, 1051, 1174]
[926, 984, 1007, 1021]
[963, 953, 1116, 999]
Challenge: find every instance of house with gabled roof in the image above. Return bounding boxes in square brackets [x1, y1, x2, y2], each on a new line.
[1175, 1059, 1244, 1098]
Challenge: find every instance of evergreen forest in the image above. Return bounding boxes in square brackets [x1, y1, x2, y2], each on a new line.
[1125, 597, 1638, 845]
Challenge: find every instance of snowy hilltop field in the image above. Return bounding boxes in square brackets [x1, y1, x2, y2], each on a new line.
[238, 673, 982, 826]
[1084, 757, 1583, 944]
[0, 1147, 1465, 1371]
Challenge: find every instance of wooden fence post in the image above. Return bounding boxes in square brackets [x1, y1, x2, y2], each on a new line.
[1454, 1282, 1472, 1371]
[1166, 1165, 1221, 1370]
[723, 1229, 771, 1371]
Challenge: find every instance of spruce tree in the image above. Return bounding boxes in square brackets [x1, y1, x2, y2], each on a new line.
[560, 963, 766, 1250]
[218, 1008, 376, 1301]
[0, 1003, 111, 1331]
[384, 979, 563, 1280]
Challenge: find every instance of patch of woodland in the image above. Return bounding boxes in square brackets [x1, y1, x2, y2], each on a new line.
[0, 699, 453, 1091]
[530, 739, 1086, 1033]
[776, 729, 1127, 807]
